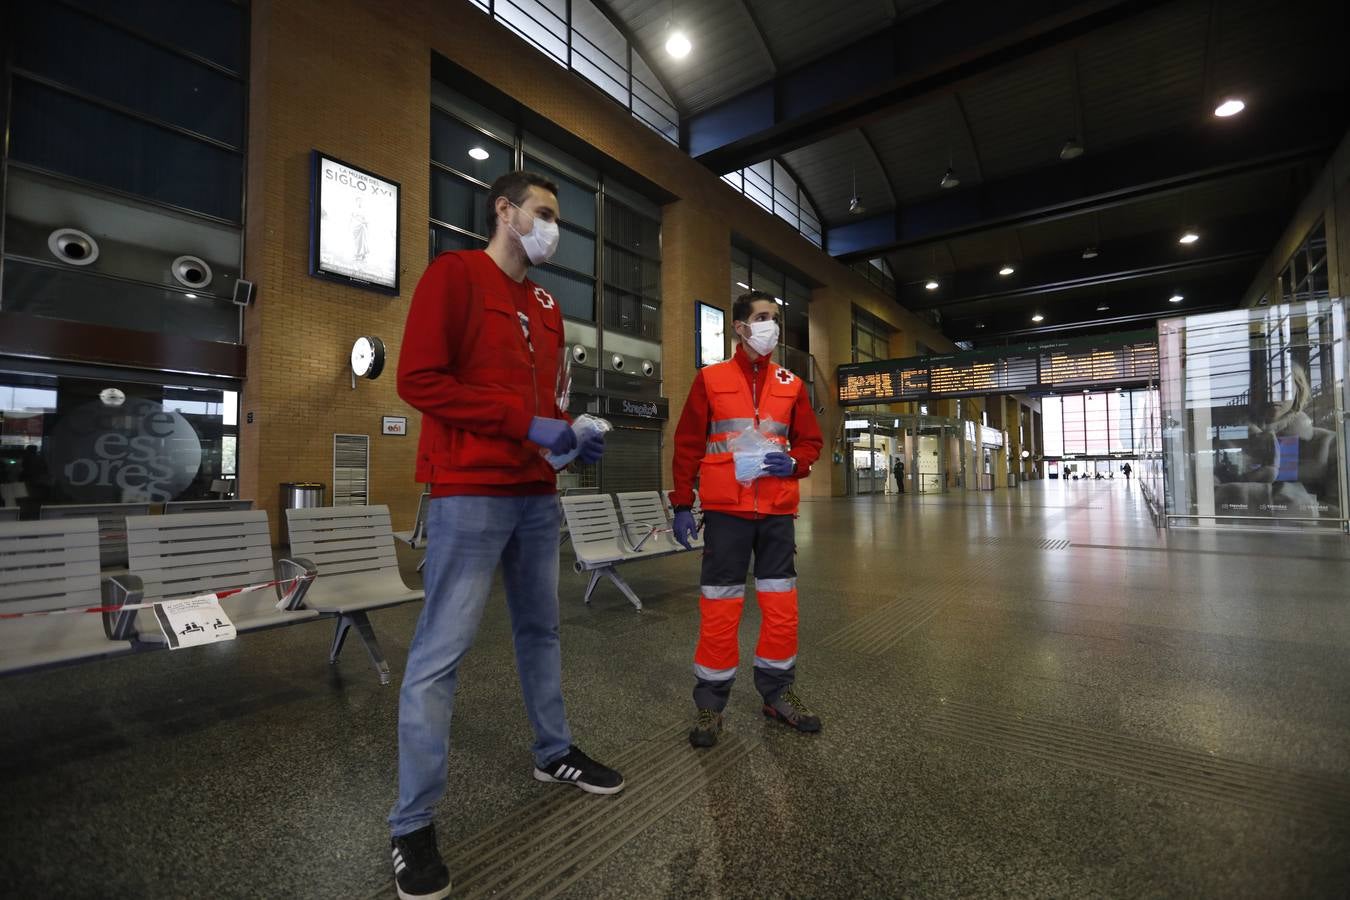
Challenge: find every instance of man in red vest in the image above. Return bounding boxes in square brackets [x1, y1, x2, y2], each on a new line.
[671, 290, 824, 747]
[389, 171, 622, 900]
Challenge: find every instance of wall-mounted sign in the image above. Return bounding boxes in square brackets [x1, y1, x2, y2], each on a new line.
[844, 420, 870, 429]
[310, 151, 401, 294]
[602, 396, 669, 420]
[382, 416, 408, 436]
[695, 301, 725, 368]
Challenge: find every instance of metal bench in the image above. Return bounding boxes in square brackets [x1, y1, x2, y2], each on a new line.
[560, 494, 685, 612]
[0, 508, 18, 522]
[392, 490, 430, 551]
[163, 499, 255, 514]
[616, 490, 701, 551]
[107, 510, 319, 644]
[0, 518, 136, 674]
[285, 505, 423, 684]
[40, 502, 153, 569]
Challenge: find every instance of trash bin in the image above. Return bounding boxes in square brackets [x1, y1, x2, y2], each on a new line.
[279, 482, 325, 526]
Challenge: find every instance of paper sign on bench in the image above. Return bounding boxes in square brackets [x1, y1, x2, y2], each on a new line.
[154, 597, 237, 649]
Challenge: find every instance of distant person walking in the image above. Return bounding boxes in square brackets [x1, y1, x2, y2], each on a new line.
[892, 457, 905, 494]
[1121, 462, 1132, 480]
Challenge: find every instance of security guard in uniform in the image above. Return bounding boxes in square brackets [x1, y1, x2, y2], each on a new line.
[670, 290, 824, 747]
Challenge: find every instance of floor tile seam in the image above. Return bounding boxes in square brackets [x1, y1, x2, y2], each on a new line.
[841, 602, 946, 655]
[448, 722, 688, 855]
[457, 736, 752, 899]
[819, 596, 946, 645]
[933, 704, 1350, 792]
[920, 721, 1350, 822]
[821, 598, 946, 650]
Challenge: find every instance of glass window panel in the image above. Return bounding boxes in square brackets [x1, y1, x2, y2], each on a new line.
[531, 266, 595, 321]
[603, 245, 657, 298]
[495, 0, 568, 65]
[751, 260, 784, 300]
[551, 222, 596, 276]
[1107, 390, 1129, 451]
[604, 288, 660, 341]
[1084, 392, 1109, 454]
[524, 162, 596, 233]
[1042, 396, 1065, 456]
[571, 0, 628, 104]
[10, 80, 242, 221]
[431, 224, 485, 257]
[632, 93, 677, 143]
[432, 82, 516, 142]
[1061, 394, 1086, 454]
[430, 169, 489, 237]
[15, 4, 245, 148]
[603, 198, 659, 259]
[721, 172, 742, 191]
[431, 112, 512, 183]
[731, 247, 751, 299]
[77, 0, 245, 72]
[3, 259, 239, 344]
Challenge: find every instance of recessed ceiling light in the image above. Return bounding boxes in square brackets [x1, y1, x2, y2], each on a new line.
[1082, 246, 1099, 260]
[939, 168, 960, 189]
[1031, 313, 1044, 323]
[736, 281, 749, 289]
[1179, 231, 1200, 245]
[185, 293, 198, 299]
[468, 147, 490, 161]
[1169, 293, 1184, 303]
[1059, 138, 1084, 160]
[925, 279, 939, 291]
[1214, 98, 1245, 118]
[1096, 304, 1109, 311]
[998, 265, 1015, 276]
[666, 29, 692, 59]
[975, 321, 986, 329]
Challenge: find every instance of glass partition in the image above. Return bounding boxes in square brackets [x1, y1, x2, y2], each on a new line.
[1158, 299, 1347, 530]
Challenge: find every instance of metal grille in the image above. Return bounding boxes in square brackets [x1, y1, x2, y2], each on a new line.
[600, 426, 661, 494]
[332, 433, 369, 506]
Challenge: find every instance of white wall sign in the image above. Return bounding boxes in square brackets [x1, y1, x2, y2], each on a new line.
[311, 152, 401, 293]
[382, 416, 408, 436]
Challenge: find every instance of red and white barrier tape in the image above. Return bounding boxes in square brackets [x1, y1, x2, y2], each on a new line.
[0, 572, 316, 620]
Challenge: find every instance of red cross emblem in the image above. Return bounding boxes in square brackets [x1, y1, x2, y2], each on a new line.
[775, 369, 795, 385]
[533, 287, 555, 310]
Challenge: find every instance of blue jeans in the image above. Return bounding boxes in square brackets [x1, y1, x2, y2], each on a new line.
[388, 494, 573, 837]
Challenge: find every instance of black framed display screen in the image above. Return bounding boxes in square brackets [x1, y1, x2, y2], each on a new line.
[310, 151, 401, 294]
[696, 301, 725, 368]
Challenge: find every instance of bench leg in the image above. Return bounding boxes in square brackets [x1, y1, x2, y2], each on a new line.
[583, 570, 603, 606]
[330, 612, 392, 685]
[604, 568, 643, 613]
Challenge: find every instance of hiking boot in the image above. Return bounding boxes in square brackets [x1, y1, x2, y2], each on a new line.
[533, 745, 625, 795]
[688, 708, 723, 748]
[390, 823, 451, 900]
[763, 688, 822, 733]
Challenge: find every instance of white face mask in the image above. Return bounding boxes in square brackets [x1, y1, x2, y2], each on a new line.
[742, 320, 779, 357]
[508, 201, 560, 265]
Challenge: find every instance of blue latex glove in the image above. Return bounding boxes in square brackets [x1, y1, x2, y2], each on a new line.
[576, 435, 605, 465]
[763, 451, 796, 478]
[673, 509, 698, 549]
[528, 417, 577, 456]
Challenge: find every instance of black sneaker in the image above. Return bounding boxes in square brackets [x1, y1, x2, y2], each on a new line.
[533, 745, 625, 795]
[763, 688, 822, 733]
[689, 708, 723, 748]
[390, 824, 451, 900]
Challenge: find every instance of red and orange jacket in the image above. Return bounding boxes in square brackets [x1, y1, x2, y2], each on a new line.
[397, 250, 565, 496]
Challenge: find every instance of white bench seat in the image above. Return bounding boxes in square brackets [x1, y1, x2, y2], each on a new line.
[561, 494, 688, 611]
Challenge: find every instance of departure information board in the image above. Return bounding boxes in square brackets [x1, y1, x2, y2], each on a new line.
[838, 331, 1158, 405]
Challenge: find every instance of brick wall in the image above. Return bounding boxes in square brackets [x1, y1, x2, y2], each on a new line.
[242, 0, 962, 538]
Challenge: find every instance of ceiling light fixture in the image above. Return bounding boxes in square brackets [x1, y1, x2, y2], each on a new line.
[1179, 231, 1200, 245]
[848, 166, 865, 215]
[666, 28, 691, 59]
[1169, 293, 1184, 303]
[468, 147, 490, 161]
[735, 281, 749, 289]
[939, 167, 960, 190]
[925, 279, 939, 291]
[1031, 313, 1044, 323]
[998, 265, 1015, 276]
[975, 321, 986, 329]
[1082, 246, 1099, 260]
[1059, 137, 1084, 160]
[1214, 98, 1245, 118]
[1096, 304, 1109, 311]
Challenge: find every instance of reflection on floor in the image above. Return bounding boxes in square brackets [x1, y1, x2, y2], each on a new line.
[2, 481, 1349, 898]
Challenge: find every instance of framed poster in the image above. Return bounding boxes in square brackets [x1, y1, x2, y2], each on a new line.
[696, 301, 725, 368]
[310, 151, 401, 294]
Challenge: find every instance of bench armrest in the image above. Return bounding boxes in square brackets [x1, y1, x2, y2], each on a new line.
[102, 573, 144, 641]
[620, 522, 660, 553]
[276, 557, 317, 611]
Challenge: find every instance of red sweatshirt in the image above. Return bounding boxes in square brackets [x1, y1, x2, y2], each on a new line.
[670, 344, 823, 517]
[397, 251, 565, 497]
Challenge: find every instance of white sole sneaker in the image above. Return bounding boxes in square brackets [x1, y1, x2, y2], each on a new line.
[395, 880, 451, 900]
[532, 768, 625, 795]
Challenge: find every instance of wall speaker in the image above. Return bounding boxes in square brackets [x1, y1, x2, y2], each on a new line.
[641, 360, 655, 377]
[172, 255, 213, 289]
[610, 354, 625, 371]
[47, 228, 99, 266]
[571, 345, 588, 365]
[232, 279, 255, 307]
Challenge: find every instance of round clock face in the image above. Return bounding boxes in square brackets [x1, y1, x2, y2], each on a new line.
[350, 336, 385, 380]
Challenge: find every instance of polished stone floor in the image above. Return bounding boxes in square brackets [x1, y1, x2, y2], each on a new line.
[2, 480, 1349, 898]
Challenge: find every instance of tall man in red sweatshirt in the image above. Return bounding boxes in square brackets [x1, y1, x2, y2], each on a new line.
[670, 290, 824, 748]
[388, 171, 622, 900]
